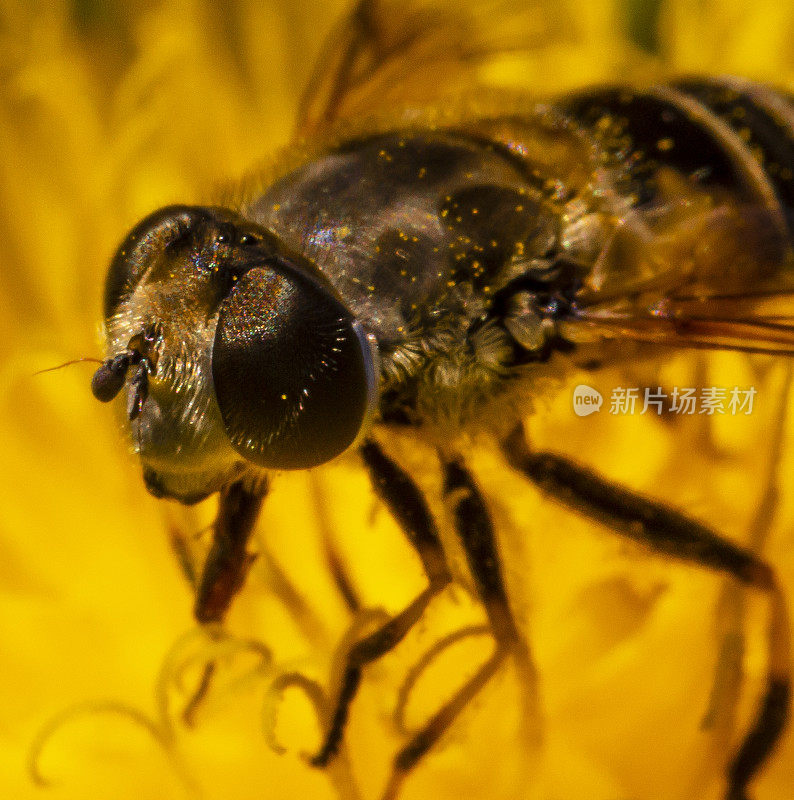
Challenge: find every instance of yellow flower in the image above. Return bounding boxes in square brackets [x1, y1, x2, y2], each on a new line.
[1, 2, 793, 800]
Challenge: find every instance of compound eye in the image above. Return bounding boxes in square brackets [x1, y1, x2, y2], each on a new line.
[104, 205, 200, 320]
[212, 264, 376, 470]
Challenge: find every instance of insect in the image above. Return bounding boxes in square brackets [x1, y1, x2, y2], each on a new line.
[91, 1, 793, 798]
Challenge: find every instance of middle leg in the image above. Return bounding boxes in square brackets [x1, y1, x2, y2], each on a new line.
[381, 452, 541, 799]
[311, 438, 452, 767]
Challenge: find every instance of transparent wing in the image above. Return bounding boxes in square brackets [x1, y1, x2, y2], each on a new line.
[568, 199, 794, 356]
[294, 0, 591, 136]
[571, 302, 794, 357]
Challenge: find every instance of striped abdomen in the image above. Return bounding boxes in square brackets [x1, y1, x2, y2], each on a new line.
[564, 77, 794, 240]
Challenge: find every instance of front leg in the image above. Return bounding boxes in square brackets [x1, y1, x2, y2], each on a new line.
[502, 425, 790, 800]
[194, 478, 267, 623]
[183, 478, 267, 723]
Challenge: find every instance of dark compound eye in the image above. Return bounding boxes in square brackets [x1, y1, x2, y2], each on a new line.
[239, 233, 259, 246]
[212, 261, 376, 470]
[104, 205, 201, 320]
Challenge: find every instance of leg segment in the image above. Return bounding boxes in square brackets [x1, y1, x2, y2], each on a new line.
[311, 439, 452, 767]
[194, 479, 268, 624]
[381, 453, 541, 799]
[381, 646, 508, 800]
[705, 364, 790, 735]
[184, 479, 267, 724]
[502, 425, 791, 800]
[441, 456, 522, 643]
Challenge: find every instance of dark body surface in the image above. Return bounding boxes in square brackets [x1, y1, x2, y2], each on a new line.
[245, 121, 576, 430]
[219, 79, 794, 797]
[243, 76, 794, 434]
[95, 70, 794, 800]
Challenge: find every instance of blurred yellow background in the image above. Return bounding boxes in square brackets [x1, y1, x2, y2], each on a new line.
[2, 2, 794, 799]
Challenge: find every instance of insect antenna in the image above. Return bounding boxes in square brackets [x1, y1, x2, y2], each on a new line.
[33, 356, 103, 376]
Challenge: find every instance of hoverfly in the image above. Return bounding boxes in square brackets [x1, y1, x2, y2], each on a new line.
[92, 1, 793, 798]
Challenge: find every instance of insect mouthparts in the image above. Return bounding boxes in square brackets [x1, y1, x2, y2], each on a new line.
[91, 322, 163, 420]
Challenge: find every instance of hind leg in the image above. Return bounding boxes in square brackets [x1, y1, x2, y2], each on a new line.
[502, 424, 790, 800]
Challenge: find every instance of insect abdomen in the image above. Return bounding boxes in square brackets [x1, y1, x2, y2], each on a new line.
[564, 77, 794, 241]
[673, 77, 794, 233]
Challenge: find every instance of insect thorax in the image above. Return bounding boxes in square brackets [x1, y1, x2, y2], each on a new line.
[240, 109, 615, 432]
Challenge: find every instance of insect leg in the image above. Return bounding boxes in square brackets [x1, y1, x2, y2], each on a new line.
[311, 439, 452, 768]
[704, 365, 790, 742]
[501, 425, 790, 800]
[442, 453, 542, 729]
[380, 453, 541, 800]
[183, 479, 267, 724]
[442, 456, 523, 643]
[381, 646, 507, 800]
[194, 479, 268, 624]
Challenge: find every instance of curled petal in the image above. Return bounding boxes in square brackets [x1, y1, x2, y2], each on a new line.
[393, 624, 491, 735]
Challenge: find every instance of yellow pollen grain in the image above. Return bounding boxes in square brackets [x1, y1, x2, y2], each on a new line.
[656, 137, 674, 152]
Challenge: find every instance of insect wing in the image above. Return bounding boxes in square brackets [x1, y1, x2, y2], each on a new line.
[571, 304, 794, 356]
[569, 201, 794, 357]
[294, 0, 577, 136]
